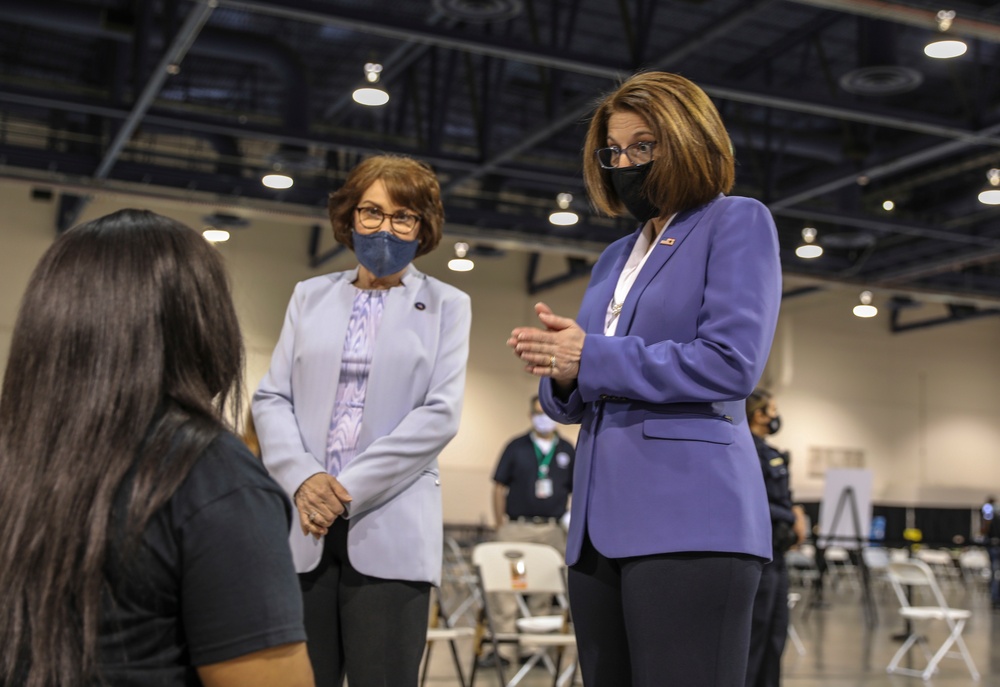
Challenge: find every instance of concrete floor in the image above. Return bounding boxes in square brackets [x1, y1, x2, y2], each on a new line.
[421, 578, 1000, 686]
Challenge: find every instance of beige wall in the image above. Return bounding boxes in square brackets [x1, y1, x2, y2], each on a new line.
[1, 181, 997, 524]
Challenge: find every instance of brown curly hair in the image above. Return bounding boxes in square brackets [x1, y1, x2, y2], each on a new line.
[327, 155, 445, 258]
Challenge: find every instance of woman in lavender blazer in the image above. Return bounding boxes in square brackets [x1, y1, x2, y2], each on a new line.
[254, 156, 471, 687]
[509, 72, 781, 686]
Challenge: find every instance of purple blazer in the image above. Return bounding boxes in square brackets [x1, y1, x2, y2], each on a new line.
[540, 195, 781, 565]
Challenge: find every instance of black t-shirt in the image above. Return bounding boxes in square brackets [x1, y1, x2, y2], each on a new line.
[98, 431, 305, 686]
[493, 433, 574, 520]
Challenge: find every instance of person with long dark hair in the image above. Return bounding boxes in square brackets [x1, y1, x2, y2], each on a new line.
[508, 72, 782, 685]
[253, 155, 471, 686]
[0, 209, 313, 687]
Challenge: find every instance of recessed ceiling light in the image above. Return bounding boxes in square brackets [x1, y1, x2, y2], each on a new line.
[549, 193, 579, 226]
[853, 290, 877, 318]
[448, 242, 474, 272]
[262, 173, 293, 189]
[353, 63, 389, 107]
[924, 11, 967, 59]
[203, 228, 230, 243]
[979, 168, 1000, 206]
[795, 226, 823, 259]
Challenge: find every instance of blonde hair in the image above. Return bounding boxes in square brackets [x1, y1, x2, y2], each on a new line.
[582, 72, 735, 218]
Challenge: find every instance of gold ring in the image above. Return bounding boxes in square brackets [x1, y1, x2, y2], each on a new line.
[549, 355, 556, 368]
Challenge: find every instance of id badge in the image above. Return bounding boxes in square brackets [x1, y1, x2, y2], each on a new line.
[535, 478, 553, 499]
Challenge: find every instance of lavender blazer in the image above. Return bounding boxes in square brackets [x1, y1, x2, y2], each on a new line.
[540, 195, 781, 565]
[253, 265, 471, 584]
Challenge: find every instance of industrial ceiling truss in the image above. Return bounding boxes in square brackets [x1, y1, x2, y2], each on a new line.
[2, 0, 1000, 313]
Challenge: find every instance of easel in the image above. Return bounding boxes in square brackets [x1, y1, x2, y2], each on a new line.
[807, 485, 877, 628]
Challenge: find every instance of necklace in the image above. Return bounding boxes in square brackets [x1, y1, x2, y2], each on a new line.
[609, 298, 623, 319]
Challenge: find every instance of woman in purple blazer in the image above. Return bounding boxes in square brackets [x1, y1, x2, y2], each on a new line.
[508, 72, 781, 686]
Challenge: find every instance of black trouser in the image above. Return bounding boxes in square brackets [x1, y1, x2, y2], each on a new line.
[745, 557, 788, 687]
[299, 517, 431, 687]
[568, 532, 763, 687]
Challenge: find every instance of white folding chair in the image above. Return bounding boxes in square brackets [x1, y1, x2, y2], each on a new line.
[885, 559, 980, 681]
[785, 545, 819, 589]
[441, 535, 484, 627]
[824, 545, 861, 592]
[786, 592, 806, 656]
[861, 546, 892, 599]
[421, 588, 476, 687]
[914, 548, 961, 590]
[470, 542, 577, 687]
[958, 548, 991, 592]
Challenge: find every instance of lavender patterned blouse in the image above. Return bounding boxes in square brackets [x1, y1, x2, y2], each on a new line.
[325, 287, 389, 475]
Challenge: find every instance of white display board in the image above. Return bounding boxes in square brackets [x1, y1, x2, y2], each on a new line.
[817, 468, 873, 550]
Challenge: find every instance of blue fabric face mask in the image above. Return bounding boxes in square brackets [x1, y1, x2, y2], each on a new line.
[352, 229, 419, 278]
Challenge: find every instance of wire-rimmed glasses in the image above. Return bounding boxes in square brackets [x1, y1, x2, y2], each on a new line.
[355, 205, 421, 236]
[594, 141, 657, 169]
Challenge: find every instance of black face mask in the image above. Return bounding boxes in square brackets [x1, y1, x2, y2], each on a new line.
[767, 415, 782, 435]
[610, 162, 660, 223]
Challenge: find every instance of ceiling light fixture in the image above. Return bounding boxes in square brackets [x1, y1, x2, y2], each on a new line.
[978, 168, 1000, 206]
[853, 290, 878, 318]
[202, 228, 230, 243]
[548, 193, 579, 226]
[262, 165, 293, 189]
[795, 226, 823, 259]
[924, 10, 967, 59]
[352, 63, 390, 107]
[448, 242, 474, 272]
[882, 200, 895, 211]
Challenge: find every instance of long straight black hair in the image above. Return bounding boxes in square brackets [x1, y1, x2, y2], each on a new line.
[0, 209, 244, 686]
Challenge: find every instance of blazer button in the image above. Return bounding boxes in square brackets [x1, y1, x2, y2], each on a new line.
[434, 479, 441, 486]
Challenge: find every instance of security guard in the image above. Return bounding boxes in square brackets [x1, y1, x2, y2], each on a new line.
[745, 388, 805, 687]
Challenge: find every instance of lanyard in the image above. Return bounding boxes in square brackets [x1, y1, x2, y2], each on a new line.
[533, 441, 557, 479]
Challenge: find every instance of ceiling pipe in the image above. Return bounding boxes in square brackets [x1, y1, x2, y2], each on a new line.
[217, 0, 1000, 146]
[95, 1, 216, 179]
[781, 0, 1000, 44]
[772, 120, 1000, 209]
[441, 0, 780, 194]
[7, 0, 996, 155]
[3, 0, 308, 135]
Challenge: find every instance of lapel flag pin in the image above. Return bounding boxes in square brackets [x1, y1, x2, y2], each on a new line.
[660, 238, 676, 246]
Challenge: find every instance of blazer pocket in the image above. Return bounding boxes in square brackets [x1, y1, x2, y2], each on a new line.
[642, 414, 734, 445]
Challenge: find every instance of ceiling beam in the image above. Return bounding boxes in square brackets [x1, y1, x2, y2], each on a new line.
[875, 246, 1000, 284]
[95, 0, 217, 179]
[782, 0, 1000, 43]
[441, 0, 778, 193]
[771, 206, 1000, 248]
[771, 120, 1000, 209]
[218, 0, 1000, 146]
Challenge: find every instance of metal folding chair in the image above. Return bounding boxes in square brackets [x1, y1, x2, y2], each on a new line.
[469, 541, 577, 687]
[885, 559, 979, 681]
[421, 589, 476, 687]
[786, 592, 806, 656]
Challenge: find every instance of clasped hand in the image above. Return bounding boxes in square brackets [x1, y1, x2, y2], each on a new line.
[294, 473, 352, 539]
[507, 302, 585, 386]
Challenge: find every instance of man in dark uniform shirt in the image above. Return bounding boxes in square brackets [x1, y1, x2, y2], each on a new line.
[745, 389, 806, 687]
[483, 395, 575, 666]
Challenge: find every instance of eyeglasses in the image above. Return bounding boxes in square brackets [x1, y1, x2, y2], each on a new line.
[355, 205, 421, 236]
[594, 141, 657, 169]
